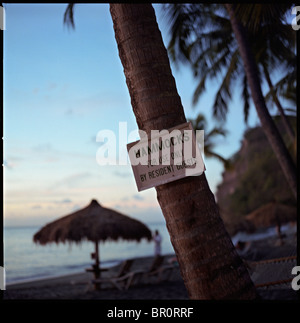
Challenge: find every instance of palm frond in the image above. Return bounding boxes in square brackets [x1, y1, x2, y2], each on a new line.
[192, 48, 231, 105]
[190, 114, 206, 130]
[64, 4, 76, 29]
[212, 49, 240, 120]
[265, 70, 296, 106]
[192, 77, 207, 106]
[164, 3, 295, 125]
[284, 107, 296, 115]
[189, 112, 228, 167]
[234, 4, 293, 32]
[242, 73, 250, 124]
[206, 127, 228, 138]
[204, 150, 231, 169]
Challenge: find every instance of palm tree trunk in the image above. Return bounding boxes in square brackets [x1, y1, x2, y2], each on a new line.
[263, 65, 295, 142]
[225, 4, 297, 200]
[110, 3, 257, 300]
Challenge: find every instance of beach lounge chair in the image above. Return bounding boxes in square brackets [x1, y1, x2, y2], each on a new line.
[92, 259, 134, 290]
[145, 256, 175, 283]
[124, 255, 175, 289]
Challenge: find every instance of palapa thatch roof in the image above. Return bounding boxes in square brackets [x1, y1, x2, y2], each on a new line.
[33, 199, 152, 245]
[245, 202, 297, 229]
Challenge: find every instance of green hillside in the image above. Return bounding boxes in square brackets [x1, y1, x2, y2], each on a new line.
[216, 116, 296, 234]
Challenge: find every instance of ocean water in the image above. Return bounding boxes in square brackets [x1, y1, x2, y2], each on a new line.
[4, 221, 295, 285]
[4, 222, 174, 285]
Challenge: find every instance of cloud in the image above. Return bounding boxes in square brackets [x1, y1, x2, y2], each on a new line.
[32, 87, 39, 94]
[49, 172, 92, 190]
[32, 143, 53, 153]
[133, 194, 144, 201]
[62, 94, 103, 117]
[47, 82, 57, 91]
[113, 170, 131, 178]
[110, 204, 164, 223]
[30, 143, 61, 164]
[54, 198, 72, 204]
[44, 157, 60, 163]
[88, 135, 106, 147]
[65, 108, 74, 116]
[61, 84, 69, 92]
[3, 160, 14, 170]
[32, 82, 57, 95]
[30, 142, 92, 163]
[3, 156, 23, 170]
[32, 204, 42, 209]
[71, 204, 82, 212]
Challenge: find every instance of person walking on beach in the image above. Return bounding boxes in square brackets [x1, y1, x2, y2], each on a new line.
[153, 230, 162, 256]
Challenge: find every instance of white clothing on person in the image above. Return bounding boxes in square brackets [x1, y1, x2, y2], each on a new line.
[153, 233, 162, 255]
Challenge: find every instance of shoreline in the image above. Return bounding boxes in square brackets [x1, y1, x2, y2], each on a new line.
[5, 254, 176, 290]
[5, 223, 295, 287]
[5, 259, 123, 287]
[3, 233, 297, 300]
[3, 253, 190, 300]
[6, 270, 92, 288]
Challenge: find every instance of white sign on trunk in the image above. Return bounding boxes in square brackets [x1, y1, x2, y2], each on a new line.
[127, 122, 205, 191]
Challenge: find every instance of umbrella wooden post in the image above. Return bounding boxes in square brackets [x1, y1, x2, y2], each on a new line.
[95, 240, 100, 270]
[94, 240, 101, 290]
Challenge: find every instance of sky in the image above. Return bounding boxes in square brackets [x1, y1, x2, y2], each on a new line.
[3, 3, 262, 227]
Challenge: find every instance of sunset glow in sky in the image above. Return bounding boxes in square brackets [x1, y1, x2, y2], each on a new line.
[3, 4, 260, 226]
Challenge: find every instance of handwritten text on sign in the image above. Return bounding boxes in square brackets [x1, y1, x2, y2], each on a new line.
[127, 122, 205, 191]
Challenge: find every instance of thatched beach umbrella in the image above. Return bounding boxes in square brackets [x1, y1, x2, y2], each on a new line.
[33, 199, 152, 287]
[245, 202, 297, 231]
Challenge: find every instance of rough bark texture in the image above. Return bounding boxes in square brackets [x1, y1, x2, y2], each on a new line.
[110, 3, 257, 299]
[226, 4, 297, 200]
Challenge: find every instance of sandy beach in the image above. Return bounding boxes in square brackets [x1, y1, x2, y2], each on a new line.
[3, 233, 298, 301]
[4, 253, 189, 300]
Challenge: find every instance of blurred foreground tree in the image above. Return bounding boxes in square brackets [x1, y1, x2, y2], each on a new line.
[64, 3, 257, 299]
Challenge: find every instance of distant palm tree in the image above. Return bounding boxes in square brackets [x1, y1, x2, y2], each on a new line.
[225, 3, 296, 199]
[262, 65, 295, 142]
[165, 4, 243, 121]
[164, 3, 297, 199]
[248, 10, 296, 142]
[189, 114, 230, 168]
[164, 3, 296, 136]
[228, 4, 296, 154]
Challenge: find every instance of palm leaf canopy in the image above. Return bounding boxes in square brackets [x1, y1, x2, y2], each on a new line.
[33, 199, 152, 245]
[245, 202, 297, 229]
[164, 3, 295, 123]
